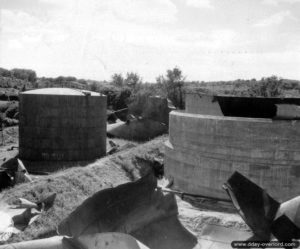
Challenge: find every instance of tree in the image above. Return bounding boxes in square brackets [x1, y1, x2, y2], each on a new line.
[90, 82, 99, 92]
[114, 88, 132, 111]
[111, 73, 124, 87]
[0, 68, 11, 77]
[156, 75, 165, 87]
[248, 75, 283, 97]
[124, 72, 142, 88]
[157, 67, 185, 109]
[11, 68, 36, 82]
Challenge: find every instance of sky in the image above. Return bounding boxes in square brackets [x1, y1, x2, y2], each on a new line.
[0, 0, 299, 82]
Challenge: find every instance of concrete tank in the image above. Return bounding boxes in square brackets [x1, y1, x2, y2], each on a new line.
[19, 88, 107, 166]
[165, 93, 300, 202]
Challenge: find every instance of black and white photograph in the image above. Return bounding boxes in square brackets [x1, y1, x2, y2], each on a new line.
[0, 0, 299, 248]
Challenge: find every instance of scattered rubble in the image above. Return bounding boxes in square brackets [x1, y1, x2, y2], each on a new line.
[57, 173, 198, 249]
[0, 169, 298, 248]
[0, 170, 13, 191]
[107, 140, 120, 155]
[0, 159, 32, 191]
[14, 159, 32, 184]
[0, 194, 56, 243]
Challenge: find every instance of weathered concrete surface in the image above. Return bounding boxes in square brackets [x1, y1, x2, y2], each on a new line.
[185, 93, 223, 116]
[165, 111, 300, 202]
[19, 88, 107, 164]
[142, 96, 175, 125]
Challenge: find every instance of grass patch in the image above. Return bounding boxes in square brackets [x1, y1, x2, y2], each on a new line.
[0, 135, 167, 244]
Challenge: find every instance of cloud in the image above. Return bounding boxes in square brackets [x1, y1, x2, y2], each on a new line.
[186, 0, 213, 9]
[102, 0, 178, 24]
[1, 9, 42, 33]
[37, 0, 178, 24]
[1, 0, 299, 82]
[262, 0, 300, 5]
[6, 39, 23, 49]
[254, 10, 297, 27]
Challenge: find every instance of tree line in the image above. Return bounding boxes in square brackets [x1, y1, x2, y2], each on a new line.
[0, 66, 299, 113]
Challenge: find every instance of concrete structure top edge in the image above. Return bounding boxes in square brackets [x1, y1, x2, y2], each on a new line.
[21, 88, 104, 96]
[185, 91, 300, 99]
[170, 110, 298, 123]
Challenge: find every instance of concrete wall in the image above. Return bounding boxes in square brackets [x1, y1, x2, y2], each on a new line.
[143, 96, 171, 125]
[185, 93, 223, 116]
[165, 111, 300, 201]
[19, 90, 107, 163]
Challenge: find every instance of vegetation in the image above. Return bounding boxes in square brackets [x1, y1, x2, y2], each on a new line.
[188, 76, 300, 97]
[246, 76, 283, 97]
[0, 66, 300, 127]
[0, 68, 36, 83]
[156, 67, 185, 109]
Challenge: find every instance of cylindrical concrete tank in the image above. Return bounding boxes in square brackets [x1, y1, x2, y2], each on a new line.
[165, 111, 300, 201]
[165, 99, 300, 202]
[19, 88, 106, 164]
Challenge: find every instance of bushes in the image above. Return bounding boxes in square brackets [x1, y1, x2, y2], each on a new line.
[0, 101, 19, 127]
[247, 76, 283, 97]
[11, 68, 37, 83]
[156, 67, 185, 109]
[5, 102, 18, 119]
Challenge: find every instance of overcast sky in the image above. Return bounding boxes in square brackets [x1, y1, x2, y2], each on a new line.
[0, 0, 299, 82]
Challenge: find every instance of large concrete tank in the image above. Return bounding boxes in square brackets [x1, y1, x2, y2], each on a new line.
[165, 93, 300, 202]
[19, 88, 106, 169]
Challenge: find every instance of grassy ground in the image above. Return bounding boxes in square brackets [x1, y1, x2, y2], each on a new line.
[0, 126, 18, 146]
[0, 135, 167, 244]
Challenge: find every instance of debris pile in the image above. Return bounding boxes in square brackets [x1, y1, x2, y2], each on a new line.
[0, 172, 299, 249]
[0, 159, 32, 191]
[107, 96, 174, 141]
[0, 193, 56, 243]
[0, 174, 198, 249]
